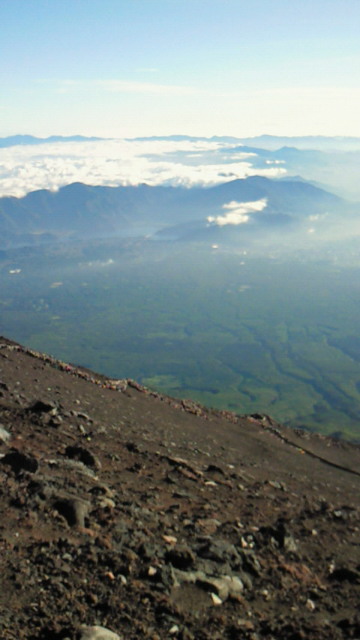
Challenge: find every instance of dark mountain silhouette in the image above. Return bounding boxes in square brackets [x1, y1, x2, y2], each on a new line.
[0, 177, 348, 249]
[0, 335, 359, 639]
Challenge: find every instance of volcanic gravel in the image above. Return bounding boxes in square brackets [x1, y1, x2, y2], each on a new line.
[0, 336, 359, 640]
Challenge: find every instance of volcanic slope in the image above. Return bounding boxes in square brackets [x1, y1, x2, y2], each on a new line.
[0, 336, 359, 640]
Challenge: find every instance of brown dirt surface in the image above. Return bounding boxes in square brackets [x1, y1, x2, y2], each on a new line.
[0, 336, 359, 640]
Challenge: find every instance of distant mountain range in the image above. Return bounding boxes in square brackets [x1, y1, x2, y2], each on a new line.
[2, 133, 360, 151]
[131, 134, 360, 151]
[0, 176, 349, 249]
[0, 135, 104, 148]
[231, 135, 360, 151]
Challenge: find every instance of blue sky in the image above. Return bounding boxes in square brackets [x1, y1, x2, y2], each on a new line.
[1, 0, 360, 137]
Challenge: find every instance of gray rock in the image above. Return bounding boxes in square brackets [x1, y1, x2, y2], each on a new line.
[46, 457, 96, 478]
[239, 570, 253, 590]
[53, 497, 90, 527]
[154, 564, 178, 590]
[76, 411, 92, 422]
[173, 568, 244, 602]
[197, 539, 241, 567]
[239, 550, 261, 576]
[197, 575, 244, 601]
[268, 480, 282, 490]
[223, 575, 244, 597]
[173, 568, 207, 585]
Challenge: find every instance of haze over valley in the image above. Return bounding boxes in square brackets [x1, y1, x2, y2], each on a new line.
[1, 134, 360, 441]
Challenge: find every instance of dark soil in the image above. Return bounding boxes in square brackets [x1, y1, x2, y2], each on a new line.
[0, 336, 359, 640]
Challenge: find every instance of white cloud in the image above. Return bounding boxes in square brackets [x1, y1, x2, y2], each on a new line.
[308, 213, 328, 221]
[265, 160, 286, 165]
[207, 199, 268, 226]
[81, 258, 115, 268]
[0, 140, 286, 198]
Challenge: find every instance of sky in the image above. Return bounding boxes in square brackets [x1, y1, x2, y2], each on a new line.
[1, 0, 360, 138]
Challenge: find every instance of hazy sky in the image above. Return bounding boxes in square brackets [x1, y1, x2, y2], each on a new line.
[1, 0, 360, 138]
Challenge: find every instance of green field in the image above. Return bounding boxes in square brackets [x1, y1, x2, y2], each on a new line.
[1, 239, 360, 441]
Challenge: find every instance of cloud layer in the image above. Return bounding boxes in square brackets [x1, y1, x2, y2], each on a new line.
[207, 199, 268, 226]
[0, 139, 286, 198]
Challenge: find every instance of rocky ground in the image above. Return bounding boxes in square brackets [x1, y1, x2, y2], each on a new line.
[0, 336, 359, 640]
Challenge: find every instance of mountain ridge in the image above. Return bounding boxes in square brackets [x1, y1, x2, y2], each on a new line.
[0, 177, 348, 249]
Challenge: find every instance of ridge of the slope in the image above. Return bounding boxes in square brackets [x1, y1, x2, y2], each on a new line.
[1, 335, 359, 475]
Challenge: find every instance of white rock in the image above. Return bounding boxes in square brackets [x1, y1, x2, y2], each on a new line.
[79, 625, 121, 640]
[306, 599, 316, 611]
[211, 592, 223, 605]
[0, 426, 11, 442]
[223, 575, 244, 596]
[169, 625, 179, 634]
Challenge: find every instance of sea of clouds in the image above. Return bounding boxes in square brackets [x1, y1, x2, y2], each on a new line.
[0, 138, 287, 198]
